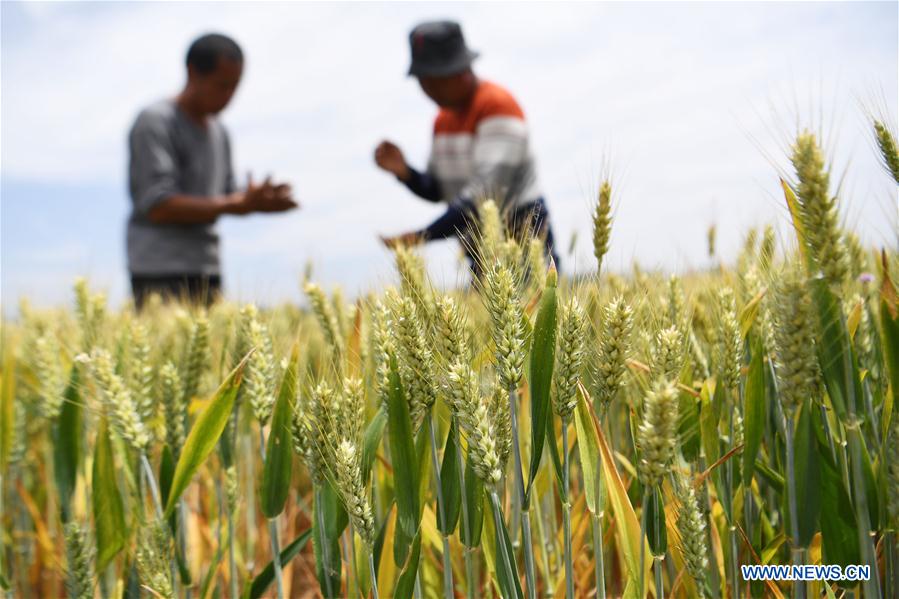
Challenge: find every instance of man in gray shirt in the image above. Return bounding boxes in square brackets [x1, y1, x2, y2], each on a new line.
[128, 33, 296, 308]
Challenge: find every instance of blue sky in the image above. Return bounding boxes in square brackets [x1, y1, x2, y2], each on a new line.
[2, 1, 897, 312]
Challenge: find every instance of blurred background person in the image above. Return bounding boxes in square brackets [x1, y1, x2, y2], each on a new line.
[374, 20, 559, 278]
[127, 32, 297, 309]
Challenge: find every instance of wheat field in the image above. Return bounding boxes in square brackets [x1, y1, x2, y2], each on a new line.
[1, 122, 898, 599]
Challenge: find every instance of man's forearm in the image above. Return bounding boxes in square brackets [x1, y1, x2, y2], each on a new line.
[402, 166, 443, 202]
[419, 200, 476, 241]
[147, 193, 243, 225]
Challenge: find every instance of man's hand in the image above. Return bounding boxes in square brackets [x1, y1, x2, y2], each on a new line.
[379, 231, 424, 250]
[147, 175, 297, 224]
[228, 174, 299, 215]
[374, 141, 410, 181]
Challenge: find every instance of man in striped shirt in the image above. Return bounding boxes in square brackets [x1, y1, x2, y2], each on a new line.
[375, 20, 559, 277]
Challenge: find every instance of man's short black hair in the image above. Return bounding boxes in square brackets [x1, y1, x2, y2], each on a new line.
[186, 33, 243, 74]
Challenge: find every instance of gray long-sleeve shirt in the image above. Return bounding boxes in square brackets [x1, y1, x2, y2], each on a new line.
[126, 99, 235, 275]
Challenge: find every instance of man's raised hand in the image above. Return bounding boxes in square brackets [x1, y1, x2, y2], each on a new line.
[374, 141, 410, 181]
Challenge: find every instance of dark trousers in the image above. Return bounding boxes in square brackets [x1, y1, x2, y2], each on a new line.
[130, 273, 221, 310]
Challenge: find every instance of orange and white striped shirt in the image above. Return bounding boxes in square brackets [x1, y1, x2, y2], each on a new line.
[427, 80, 541, 209]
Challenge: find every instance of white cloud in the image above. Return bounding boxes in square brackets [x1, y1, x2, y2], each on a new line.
[2, 1, 897, 309]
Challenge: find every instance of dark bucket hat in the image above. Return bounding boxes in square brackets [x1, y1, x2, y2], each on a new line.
[407, 20, 479, 78]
